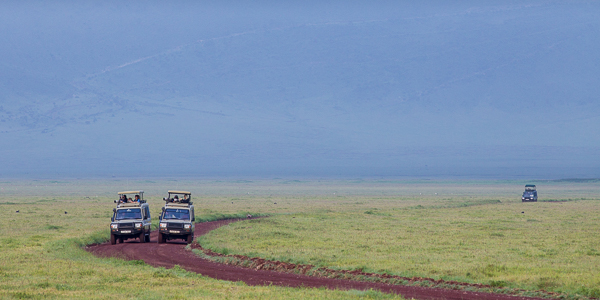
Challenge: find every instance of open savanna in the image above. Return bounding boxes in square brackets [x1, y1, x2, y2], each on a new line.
[0, 179, 402, 300]
[196, 179, 600, 298]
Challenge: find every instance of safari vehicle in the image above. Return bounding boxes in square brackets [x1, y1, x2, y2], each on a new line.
[522, 185, 538, 202]
[109, 191, 152, 244]
[158, 190, 195, 244]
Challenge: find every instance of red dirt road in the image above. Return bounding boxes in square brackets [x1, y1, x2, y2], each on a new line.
[87, 219, 544, 300]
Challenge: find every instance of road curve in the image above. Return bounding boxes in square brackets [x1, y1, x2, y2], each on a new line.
[87, 219, 545, 300]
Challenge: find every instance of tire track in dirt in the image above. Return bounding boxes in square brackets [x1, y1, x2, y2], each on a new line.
[87, 219, 545, 300]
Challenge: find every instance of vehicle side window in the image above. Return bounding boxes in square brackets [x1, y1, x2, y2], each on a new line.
[145, 207, 151, 219]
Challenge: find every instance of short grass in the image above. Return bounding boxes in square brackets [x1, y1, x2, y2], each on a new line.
[2, 178, 600, 299]
[0, 179, 403, 300]
[196, 179, 600, 299]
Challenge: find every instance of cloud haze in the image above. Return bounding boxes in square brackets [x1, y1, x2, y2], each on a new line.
[1, 1, 599, 178]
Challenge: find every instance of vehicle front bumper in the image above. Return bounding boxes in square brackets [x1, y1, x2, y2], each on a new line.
[111, 227, 143, 236]
[159, 227, 193, 236]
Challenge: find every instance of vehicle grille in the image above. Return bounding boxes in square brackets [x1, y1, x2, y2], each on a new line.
[167, 223, 183, 229]
[119, 223, 134, 228]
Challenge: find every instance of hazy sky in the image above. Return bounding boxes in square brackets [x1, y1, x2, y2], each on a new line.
[1, 1, 599, 178]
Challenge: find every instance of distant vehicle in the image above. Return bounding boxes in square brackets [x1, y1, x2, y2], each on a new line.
[158, 191, 195, 244]
[110, 191, 152, 244]
[522, 185, 538, 202]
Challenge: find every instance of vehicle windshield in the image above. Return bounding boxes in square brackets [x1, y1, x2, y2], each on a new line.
[163, 208, 190, 220]
[115, 208, 142, 220]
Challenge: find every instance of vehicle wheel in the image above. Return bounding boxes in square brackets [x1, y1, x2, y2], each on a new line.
[145, 233, 151, 243]
[158, 233, 164, 244]
[110, 234, 116, 245]
[186, 234, 193, 244]
[139, 232, 146, 243]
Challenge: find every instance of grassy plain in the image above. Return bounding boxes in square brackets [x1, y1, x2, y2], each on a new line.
[196, 179, 600, 298]
[0, 179, 401, 300]
[1, 179, 599, 299]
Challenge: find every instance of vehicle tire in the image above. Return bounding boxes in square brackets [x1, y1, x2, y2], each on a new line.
[110, 234, 116, 245]
[145, 233, 151, 243]
[139, 232, 146, 243]
[158, 233, 164, 244]
[186, 234, 193, 244]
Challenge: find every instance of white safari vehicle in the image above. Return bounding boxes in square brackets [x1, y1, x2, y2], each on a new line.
[158, 190, 195, 244]
[109, 191, 152, 244]
[522, 185, 538, 202]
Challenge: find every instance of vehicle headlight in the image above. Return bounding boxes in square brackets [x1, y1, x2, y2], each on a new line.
[160, 223, 167, 228]
[184, 224, 191, 229]
[135, 223, 142, 228]
[110, 224, 118, 229]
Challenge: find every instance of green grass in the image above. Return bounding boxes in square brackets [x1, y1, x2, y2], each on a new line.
[0, 180, 404, 299]
[195, 212, 270, 223]
[2, 179, 600, 299]
[195, 180, 600, 299]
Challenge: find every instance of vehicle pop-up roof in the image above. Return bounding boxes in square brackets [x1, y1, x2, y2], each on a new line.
[164, 190, 192, 204]
[525, 185, 536, 191]
[168, 190, 190, 195]
[115, 190, 146, 206]
[118, 190, 144, 196]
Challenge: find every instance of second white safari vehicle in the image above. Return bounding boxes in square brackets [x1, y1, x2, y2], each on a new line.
[158, 191, 195, 244]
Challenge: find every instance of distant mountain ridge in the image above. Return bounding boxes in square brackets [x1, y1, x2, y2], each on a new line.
[1, 1, 599, 178]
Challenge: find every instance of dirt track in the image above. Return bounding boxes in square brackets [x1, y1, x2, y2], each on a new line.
[87, 219, 545, 300]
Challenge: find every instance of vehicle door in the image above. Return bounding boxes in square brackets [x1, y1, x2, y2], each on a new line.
[143, 206, 151, 232]
[190, 206, 195, 231]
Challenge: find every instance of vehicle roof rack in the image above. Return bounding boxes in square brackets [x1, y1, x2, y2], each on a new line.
[118, 190, 144, 195]
[168, 190, 191, 195]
